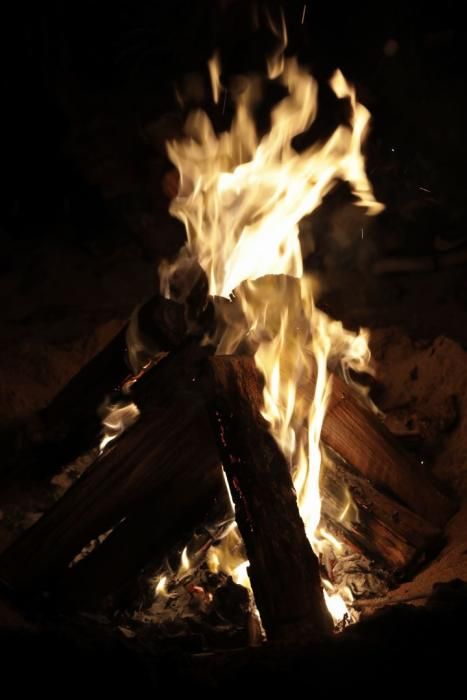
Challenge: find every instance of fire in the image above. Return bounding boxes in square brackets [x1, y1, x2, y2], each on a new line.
[161, 33, 382, 625]
[207, 525, 252, 589]
[99, 399, 140, 452]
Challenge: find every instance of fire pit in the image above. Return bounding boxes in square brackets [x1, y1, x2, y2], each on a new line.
[0, 1, 466, 691]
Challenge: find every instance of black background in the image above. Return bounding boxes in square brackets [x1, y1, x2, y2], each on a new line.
[0, 1, 465, 248]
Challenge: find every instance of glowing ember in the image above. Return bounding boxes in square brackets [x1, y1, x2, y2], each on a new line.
[160, 23, 382, 626]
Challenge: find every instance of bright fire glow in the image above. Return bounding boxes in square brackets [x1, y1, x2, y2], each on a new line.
[161, 31, 382, 625]
[207, 525, 252, 590]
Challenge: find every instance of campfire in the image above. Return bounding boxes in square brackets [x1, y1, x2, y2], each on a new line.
[0, 16, 458, 661]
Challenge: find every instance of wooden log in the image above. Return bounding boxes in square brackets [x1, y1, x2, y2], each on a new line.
[2, 271, 454, 531]
[0, 347, 222, 596]
[204, 352, 453, 532]
[0, 324, 129, 485]
[60, 352, 335, 637]
[57, 441, 227, 612]
[320, 451, 443, 575]
[201, 355, 333, 642]
[67, 343, 451, 612]
[0, 288, 213, 486]
[61, 445, 443, 611]
[316, 372, 454, 528]
[0, 349, 454, 612]
[212, 276, 455, 528]
[50, 376, 446, 609]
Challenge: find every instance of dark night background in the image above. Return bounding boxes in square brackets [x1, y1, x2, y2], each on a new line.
[0, 0, 465, 248]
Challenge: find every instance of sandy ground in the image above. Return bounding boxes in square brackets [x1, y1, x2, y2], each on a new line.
[0, 235, 154, 425]
[366, 327, 467, 606]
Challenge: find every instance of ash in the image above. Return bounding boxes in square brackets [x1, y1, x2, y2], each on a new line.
[125, 563, 258, 650]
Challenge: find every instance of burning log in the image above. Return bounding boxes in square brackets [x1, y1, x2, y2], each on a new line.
[0, 288, 213, 486]
[2, 274, 453, 535]
[56, 485, 227, 612]
[58, 461, 360, 619]
[210, 353, 453, 532]
[0, 346, 222, 597]
[320, 453, 443, 574]
[213, 276, 454, 530]
[57, 413, 228, 611]
[0, 349, 335, 644]
[0, 349, 454, 592]
[201, 355, 333, 642]
[317, 372, 454, 529]
[199, 353, 448, 580]
[0, 325, 129, 485]
[0, 349, 454, 628]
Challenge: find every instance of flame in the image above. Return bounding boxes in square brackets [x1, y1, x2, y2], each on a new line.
[178, 545, 191, 577]
[207, 52, 222, 104]
[167, 55, 381, 300]
[155, 575, 169, 598]
[162, 40, 382, 625]
[207, 525, 252, 589]
[323, 583, 350, 623]
[99, 400, 140, 451]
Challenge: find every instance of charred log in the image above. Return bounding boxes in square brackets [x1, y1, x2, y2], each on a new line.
[1, 270, 455, 536]
[0, 348, 455, 622]
[320, 452, 443, 575]
[317, 373, 454, 528]
[57, 415, 227, 612]
[0, 324, 129, 486]
[0, 288, 213, 486]
[201, 355, 333, 642]
[0, 346, 221, 598]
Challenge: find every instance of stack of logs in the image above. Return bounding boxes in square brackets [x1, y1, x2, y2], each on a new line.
[0, 284, 456, 643]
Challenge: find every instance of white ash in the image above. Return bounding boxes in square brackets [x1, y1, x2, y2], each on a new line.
[321, 544, 390, 601]
[132, 562, 251, 634]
